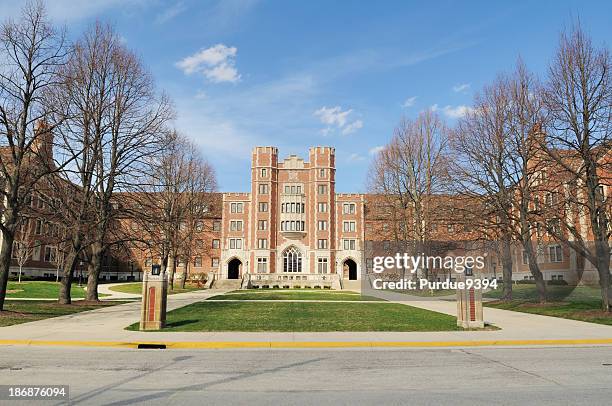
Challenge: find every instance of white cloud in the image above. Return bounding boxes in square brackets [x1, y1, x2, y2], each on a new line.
[314, 106, 352, 127]
[369, 145, 384, 155]
[452, 83, 471, 93]
[314, 106, 363, 136]
[341, 119, 363, 135]
[176, 44, 241, 83]
[401, 96, 417, 108]
[429, 104, 472, 119]
[347, 153, 365, 162]
[156, 1, 187, 24]
[442, 105, 472, 118]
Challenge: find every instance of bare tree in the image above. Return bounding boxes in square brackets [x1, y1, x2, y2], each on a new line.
[50, 22, 173, 303]
[368, 110, 450, 280]
[176, 146, 217, 289]
[505, 60, 549, 302]
[0, 2, 67, 310]
[130, 132, 216, 290]
[13, 217, 36, 283]
[542, 23, 612, 310]
[452, 76, 516, 300]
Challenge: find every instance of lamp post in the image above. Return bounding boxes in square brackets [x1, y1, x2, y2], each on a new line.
[140, 264, 168, 331]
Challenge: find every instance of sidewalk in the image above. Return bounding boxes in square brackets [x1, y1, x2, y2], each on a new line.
[97, 282, 142, 300]
[1, 288, 612, 348]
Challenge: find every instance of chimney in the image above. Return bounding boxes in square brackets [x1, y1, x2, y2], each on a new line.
[32, 120, 54, 165]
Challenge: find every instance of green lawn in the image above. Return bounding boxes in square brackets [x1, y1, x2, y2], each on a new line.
[393, 289, 456, 297]
[6, 281, 89, 299]
[0, 300, 126, 327]
[483, 284, 602, 302]
[128, 301, 461, 332]
[484, 285, 612, 326]
[109, 282, 204, 295]
[210, 290, 383, 301]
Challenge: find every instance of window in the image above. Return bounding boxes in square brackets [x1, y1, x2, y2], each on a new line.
[213, 221, 221, 231]
[522, 250, 529, 265]
[230, 202, 243, 213]
[35, 219, 43, 235]
[317, 239, 328, 249]
[258, 220, 267, 230]
[195, 221, 204, 232]
[366, 258, 373, 270]
[318, 184, 327, 195]
[261, 168, 267, 177]
[597, 185, 605, 202]
[318, 202, 327, 213]
[259, 184, 268, 194]
[229, 238, 242, 249]
[19, 218, 28, 233]
[230, 220, 243, 231]
[257, 257, 268, 273]
[319, 168, 326, 178]
[317, 220, 327, 231]
[447, 224, 454, 233]
[343, 239, 356, 250]
[317, 257, 328, 273]
[343, 203, 356, 214]
[283, 246, 302, 272]
[547, 218, 561, 236]
[31, 240, 41, 261]
[194, 257, 203, 267]
[259, 202, 268, 212]
[549, 245, 563, 262]
[211, 258, 219, 267]
[212, 239, 219, 249]
[257, 238, 268, 249]
[545, 192, 559, 207]
[343, 221, 356, 232]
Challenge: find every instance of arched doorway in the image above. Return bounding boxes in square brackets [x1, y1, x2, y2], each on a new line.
[228, 258, 241, 279]
[344, 259, 357, 280]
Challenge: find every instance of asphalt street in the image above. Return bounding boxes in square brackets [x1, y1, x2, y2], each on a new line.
[1, 345, 612, 405]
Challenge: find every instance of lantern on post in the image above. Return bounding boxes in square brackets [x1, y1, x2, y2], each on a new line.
[456, 269, 484, 329]
[140, 264, 168, 330]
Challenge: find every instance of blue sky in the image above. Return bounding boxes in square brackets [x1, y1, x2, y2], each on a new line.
[2, 0, 611, 192]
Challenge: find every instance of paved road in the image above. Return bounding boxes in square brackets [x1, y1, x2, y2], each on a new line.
[1, 346, 612, 405]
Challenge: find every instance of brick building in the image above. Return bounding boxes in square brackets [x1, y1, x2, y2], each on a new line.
[7, 140, 610, 287]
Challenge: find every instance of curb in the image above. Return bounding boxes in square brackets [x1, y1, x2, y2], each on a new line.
[2, 338, 612, 349]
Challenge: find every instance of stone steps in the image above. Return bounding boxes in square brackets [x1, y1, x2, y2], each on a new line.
[212, 279, 243, 290]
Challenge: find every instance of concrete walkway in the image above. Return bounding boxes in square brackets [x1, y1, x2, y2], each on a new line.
[1, 287, 612, 348]
[97, 282, 142, 300]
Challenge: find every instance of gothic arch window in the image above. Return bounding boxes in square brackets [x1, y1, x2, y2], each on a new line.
[283, 246, 302, 273]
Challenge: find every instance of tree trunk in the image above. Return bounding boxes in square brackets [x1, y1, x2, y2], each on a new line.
[59, 248, 79, 304]
[595, 241, 612, 312]
[180, 262, 188, 289]
[0, 229, 15, 311]
[168, 254, 175, 291]
[523, 239, 546, 303]
[86, 241, 103, 301]
[501, 238, 513, 301]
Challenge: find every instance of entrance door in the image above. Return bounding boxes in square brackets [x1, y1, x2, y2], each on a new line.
[344, 259, 357, 280]
[228, 258, 241, 279]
